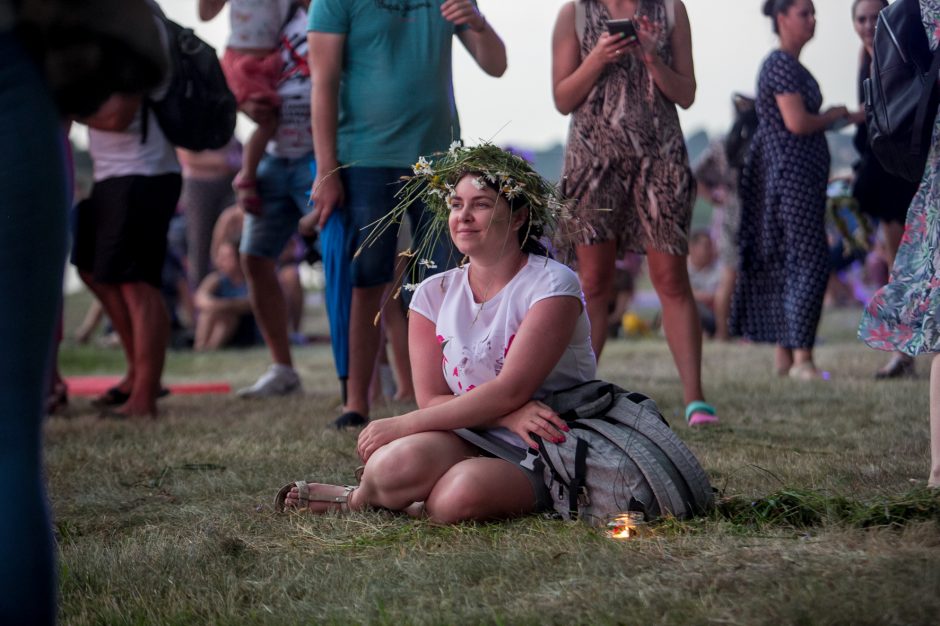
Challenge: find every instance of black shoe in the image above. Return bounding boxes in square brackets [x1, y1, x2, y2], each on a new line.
[333, 411, 369, 429]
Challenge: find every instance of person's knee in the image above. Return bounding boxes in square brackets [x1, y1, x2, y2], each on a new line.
[649, 263, 690, 301]
[363, 440, 431, 495]
[425, 474, 488, 524]
[579, 268, 614, 301]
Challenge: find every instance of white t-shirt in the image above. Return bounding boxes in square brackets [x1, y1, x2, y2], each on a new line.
[87, 8, 179, 181]
[266, 4, 313, 159]
[228, 0, 293, 49]
[409, 254, 597, 447]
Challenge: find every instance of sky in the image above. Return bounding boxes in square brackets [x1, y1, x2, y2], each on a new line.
[149, 0, 867, 150]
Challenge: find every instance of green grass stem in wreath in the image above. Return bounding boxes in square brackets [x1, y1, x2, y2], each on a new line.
[355, 141, 571, 296]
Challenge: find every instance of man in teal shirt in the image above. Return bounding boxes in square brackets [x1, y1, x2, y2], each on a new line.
[306, 0, 506, 428]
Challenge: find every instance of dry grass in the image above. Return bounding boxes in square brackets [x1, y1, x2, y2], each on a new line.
[49, 304, 940, 625]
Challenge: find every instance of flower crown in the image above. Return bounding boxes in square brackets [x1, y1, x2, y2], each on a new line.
[357, 141, 569, 286]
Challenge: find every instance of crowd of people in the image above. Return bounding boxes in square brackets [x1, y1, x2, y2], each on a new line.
[5, 0, 940, 621]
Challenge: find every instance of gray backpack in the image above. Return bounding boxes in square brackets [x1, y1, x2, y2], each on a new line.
[457, 380, 713, 526]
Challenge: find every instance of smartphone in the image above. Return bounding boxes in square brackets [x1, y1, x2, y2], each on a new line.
[606, 18, 638, 43]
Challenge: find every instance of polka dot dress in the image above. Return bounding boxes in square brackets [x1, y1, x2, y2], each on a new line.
[730, 50, 831, 349]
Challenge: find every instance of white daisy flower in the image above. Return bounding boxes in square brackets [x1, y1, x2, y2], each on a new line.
[402, 283, 419, 292]
[412, 156, 434, 177]
[471, 177, 486, 190]
[448, 140, 462, 155]
[418, 259, 438, 269]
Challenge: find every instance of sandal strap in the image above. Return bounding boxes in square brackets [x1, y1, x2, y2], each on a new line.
[685, 400, 715, 421]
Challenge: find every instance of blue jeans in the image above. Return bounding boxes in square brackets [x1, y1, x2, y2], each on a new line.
[0, 32, 67, 626]
[240, 153, 315, 259]
[340, 166, 457, 294]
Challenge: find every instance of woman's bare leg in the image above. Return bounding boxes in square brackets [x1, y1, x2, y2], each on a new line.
[646, 248, 705, 404]
[281, 432, 478, 512]
[425, 457, 537, 524]
[575, 241, 617, 361]
[929, 354, 940, 487]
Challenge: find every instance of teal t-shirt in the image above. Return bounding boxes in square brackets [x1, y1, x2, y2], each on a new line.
[309, 0, 466, 168]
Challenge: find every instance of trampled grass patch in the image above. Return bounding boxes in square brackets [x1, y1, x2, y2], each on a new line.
[49, 306, 940, 624]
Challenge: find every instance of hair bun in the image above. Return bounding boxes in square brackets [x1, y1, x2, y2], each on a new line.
[762, 0, 776, 17]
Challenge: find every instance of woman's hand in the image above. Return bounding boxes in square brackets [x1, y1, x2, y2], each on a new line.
[823, 105, 851, 125]
[632, 15, 662, 65]
[356, 416, 412, 463]
[584, 32, 634, 70]
[497, 400, 570, 449]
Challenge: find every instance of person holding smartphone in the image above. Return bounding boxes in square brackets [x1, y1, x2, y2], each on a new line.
[552, 0, 720, 427]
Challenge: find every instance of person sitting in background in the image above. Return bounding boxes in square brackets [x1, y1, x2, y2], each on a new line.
[687, 229, 720, 337]
[194, 240, 257, 350]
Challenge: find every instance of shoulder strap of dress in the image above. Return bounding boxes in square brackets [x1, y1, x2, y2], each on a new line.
[574, 0, 586, 41]
[664, 0, 675, 32]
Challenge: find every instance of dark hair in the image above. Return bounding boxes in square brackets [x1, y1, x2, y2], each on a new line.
[852, 0, 888, 16]
[457, 170, 549, 256]
[762, 0, 798, 33]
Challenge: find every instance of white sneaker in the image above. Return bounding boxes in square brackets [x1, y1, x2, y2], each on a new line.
[237, 364, 301, 398]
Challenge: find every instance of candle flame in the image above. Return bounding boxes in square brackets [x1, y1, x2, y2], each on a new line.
[606, 513, 641, 539]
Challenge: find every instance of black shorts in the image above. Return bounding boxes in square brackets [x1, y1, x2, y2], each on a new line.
[72, 173, 182, 288]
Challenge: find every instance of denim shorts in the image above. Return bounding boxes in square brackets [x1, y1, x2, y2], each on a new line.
[240, 152, 314, 260]
[341, 166, 457, 289]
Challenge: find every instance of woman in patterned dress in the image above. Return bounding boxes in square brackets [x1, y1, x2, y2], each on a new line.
[859, 0, 940, 488]
[552, 0, 720, 426]
[729, 0, 850, 380]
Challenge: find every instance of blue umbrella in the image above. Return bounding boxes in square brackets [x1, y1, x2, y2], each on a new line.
[320, 210, 351, 403]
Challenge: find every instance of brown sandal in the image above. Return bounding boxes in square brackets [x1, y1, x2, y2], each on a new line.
[273, 480, 357, 513]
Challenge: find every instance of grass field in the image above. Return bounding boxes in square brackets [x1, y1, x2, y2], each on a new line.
[49, 296, 940, 625]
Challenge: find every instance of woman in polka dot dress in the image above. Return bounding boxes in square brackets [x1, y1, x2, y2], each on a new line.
[730, 0, 850, 380]
[859, 0, 940, 488]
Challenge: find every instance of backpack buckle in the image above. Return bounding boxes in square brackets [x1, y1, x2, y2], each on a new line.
[577, 486, 591, 508]
[520, 447, 540, 471]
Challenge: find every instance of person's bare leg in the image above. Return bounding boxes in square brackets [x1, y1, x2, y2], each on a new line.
[118, 281, 169, 416]
[277, 264, 304, 334]
[193, 307, 214, 350]
[929, 354, 940, 487]
[576, 241, 617, 361]
[646, 248, 704, 405]
[881, 221, 904, 267]
[80, 271, 136, 393]
[714, 266, 737, 341]
[384, 295, 414, 402]
[200, 311, 240, 350]
[74, 298, 104, 344]
[345, 284, 387, 416]
[243, 254, 292, 366]
[425, 458, 537, 523]
[775, 345, 794, 376]
[281, 432, 477, 512]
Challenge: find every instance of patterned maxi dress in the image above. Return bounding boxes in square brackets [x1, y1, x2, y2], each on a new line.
[729, 50, 831, 349]
[859, 0, 940, 355]
[561, 0, 695, 257]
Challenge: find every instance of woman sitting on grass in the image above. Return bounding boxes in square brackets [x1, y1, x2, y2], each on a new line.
[275, 143, 596, 522]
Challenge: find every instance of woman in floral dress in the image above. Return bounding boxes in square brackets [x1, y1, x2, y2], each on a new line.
[858, 0, 940, 488]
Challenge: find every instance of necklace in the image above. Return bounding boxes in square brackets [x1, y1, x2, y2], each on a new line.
[467, 251, 528, 324]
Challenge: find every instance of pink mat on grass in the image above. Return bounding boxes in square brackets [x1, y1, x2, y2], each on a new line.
[65, 375, 231, 396]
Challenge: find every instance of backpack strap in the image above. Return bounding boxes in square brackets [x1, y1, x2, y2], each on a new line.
[569, 438, 589, 517]
[911, 46, 940, 162]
